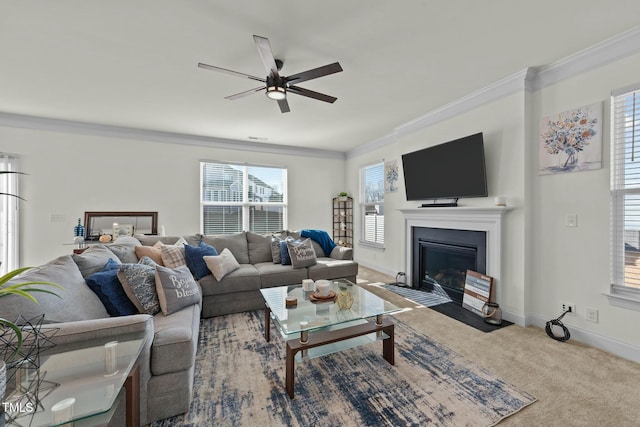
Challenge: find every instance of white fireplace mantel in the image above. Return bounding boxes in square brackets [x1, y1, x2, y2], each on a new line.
[399, 206, 511, 303]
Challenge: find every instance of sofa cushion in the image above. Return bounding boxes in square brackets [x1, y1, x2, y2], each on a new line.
[198, 264, 261, 296]
[118, 261, 160, 315]
[72, 244, 121, 277]
[85, 258, 139, 317]
[107, 237, 140, 264]
[134, 234, 180, 246]
[287, 238, 317, 269]
[246, 231, 273, 264]
[155, 265, 201, 316]
[135, 244, 164, 265]
[2, 255, 109, 324]
[184, 241, 218, 280]
[150, 303, 200, 376]
[270, 235, 283, 264]
[254, 262, 308, 288]
[201, 232, 249, 264]
[160, 244, 187, 268]
[203, 248, 240, 281]
[307, 257, 359, 281]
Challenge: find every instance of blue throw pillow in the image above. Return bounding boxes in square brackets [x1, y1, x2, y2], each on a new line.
[280, 240, 292, 265]
[85, 258, 138, 317]
[184, 241, 219, 280]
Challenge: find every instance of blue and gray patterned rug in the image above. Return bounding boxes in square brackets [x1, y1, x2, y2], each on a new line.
[153, 311, 535, 426]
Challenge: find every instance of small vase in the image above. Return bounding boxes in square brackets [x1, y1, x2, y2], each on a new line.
[560, 151, 578, 169]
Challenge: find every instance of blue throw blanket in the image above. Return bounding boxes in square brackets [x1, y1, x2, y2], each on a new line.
[301, 229, 337, 256]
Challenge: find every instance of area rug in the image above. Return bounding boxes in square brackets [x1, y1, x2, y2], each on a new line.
[152, 311, 535, 427]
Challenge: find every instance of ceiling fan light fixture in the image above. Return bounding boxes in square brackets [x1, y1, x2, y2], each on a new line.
[266, 85, 286, 100]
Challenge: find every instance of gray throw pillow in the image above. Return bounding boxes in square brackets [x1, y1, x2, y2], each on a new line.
[118, 261, 160, 315]
[107, 237, 140, 264]
[72, 244, 122, 277]
[287, 238, 317, 269]
[154, 265, 201, 315]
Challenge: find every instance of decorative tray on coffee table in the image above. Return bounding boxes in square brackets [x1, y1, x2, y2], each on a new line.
[309, 290, 337, 303]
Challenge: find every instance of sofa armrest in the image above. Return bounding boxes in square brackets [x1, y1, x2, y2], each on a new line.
[40, 314, 153, 354]
[330, 246, 353, 260]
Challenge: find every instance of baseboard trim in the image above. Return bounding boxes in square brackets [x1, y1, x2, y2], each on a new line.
[355, 258, 397, 281]
[526, 313, 640, 364]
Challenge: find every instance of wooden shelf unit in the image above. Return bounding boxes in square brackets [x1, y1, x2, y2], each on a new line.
[333, 196, 353, 248]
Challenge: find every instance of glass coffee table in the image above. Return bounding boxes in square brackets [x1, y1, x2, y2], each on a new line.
[260, 278, 400, 398]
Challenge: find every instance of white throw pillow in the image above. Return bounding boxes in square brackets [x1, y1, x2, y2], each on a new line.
[203, 248, 241, 281]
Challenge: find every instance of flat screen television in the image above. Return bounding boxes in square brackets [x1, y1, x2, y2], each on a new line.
[401, 132, 488, 205]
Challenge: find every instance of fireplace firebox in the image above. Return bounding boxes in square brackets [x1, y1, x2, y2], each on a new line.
[412, 227, 486, 303]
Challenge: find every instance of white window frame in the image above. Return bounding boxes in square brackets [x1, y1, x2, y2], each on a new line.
[608, 84, 640, 311]
[0, 153, 20, 275]
[200, 161, 288, 234]
[359, 161, 384, 248]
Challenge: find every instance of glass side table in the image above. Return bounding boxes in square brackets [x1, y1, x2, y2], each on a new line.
[2, 336, 145, 427]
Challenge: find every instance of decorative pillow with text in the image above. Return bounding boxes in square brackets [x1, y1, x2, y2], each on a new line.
[155, 264, 201, 315]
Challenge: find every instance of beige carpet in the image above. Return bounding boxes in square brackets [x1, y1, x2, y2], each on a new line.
[357, 266, 640, 426]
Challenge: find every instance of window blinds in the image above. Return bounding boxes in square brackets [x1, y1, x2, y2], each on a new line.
[0, 154, 20, 274]
[362, 162, 385, 245]
[611, 86, 640, 289]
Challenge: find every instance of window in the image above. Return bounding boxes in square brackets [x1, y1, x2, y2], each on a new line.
[0, 154, 20, 275]
[360, 162, 384, 246]
[200, 161, 287, 234]
[611, 85, 640, 305]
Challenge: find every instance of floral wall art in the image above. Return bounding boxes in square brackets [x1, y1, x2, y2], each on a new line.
[384, 159, 398, 192]
[539, 101, 603, 175]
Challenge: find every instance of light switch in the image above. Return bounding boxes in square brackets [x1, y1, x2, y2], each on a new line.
[565, 214, 577, 227]
[49, 213, 66, 223]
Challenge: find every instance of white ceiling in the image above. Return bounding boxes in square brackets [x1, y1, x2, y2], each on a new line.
[2, 1, 640, 152]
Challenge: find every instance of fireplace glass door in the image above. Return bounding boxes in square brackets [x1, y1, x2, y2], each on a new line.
[420, 240, 478, 303]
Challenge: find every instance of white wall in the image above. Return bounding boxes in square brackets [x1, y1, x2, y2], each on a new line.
[346, 48, 640, 360]
[529, 52, 640, 352]
[346, 92, 528, 318]
[0, 125, 345, 266]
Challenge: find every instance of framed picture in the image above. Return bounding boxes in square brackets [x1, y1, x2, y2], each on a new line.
[384, 159, 399, 193]
[539, 101, 603, 175]
[112, 223, 134, 238]
[462, 270, 495, 317]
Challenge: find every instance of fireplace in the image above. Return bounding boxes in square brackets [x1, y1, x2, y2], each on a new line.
[413, 227, 486, 303]
[401, 207, 508, 311]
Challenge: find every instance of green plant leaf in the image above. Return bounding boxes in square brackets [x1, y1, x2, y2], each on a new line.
[0, 318, 23, 360]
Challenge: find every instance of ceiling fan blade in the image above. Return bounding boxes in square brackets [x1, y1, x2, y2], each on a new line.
[278, 98, 290, 113]
[286, 62, 343, 85]
[288, 86, 337, 103]
[253, 35, 280, 78]
[197, 63, 265, 83]
[225, 86, 264, 100]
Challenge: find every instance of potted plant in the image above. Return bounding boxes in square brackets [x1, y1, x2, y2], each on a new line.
[338, 191, 349, 201]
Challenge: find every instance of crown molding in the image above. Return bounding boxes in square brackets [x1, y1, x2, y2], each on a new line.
[0, 112, 346, 160]
[347, 25, 640, 159]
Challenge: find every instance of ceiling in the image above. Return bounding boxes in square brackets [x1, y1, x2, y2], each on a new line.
[2, 1, 640, 153]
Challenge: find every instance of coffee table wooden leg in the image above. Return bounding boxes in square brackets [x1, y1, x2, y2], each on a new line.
[382, 324, 395, 365]
[285, 343, 296, 398]
[124, 363, 140, 427]
[264, 304, 271, 342]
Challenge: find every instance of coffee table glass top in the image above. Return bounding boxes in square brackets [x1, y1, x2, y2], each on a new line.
[260, 278, 400, 336]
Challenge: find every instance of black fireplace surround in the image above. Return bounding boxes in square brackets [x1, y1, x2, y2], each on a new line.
[412, 227, 486, 303]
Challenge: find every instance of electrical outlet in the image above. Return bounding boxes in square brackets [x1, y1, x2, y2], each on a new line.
[586, 307, 599, 323]
[565, 214, 577, 227]
[561, 302, 576, 315]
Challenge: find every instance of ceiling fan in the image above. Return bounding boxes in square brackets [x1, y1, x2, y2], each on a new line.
[198, 35, 343, 113]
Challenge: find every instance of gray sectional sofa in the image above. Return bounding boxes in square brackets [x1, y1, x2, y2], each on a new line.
[0, 230, 357, 424]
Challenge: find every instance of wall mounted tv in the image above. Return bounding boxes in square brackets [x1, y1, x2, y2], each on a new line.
[401, 132, 488, 207]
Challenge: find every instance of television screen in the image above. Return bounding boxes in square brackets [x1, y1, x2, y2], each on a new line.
[401, 132, 488, 201]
